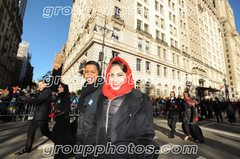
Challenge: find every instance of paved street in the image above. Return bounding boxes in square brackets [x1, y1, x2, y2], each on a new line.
[0, 113, 240, 159]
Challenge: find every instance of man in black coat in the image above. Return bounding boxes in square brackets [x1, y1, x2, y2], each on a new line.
[76, 61, 104, 159]
[213, 98, 223, 123]
[207, 98, 213, 119]
[200, 97, 207, 120]
[15, 80, 52, 155]
[167, 91, 181, 139]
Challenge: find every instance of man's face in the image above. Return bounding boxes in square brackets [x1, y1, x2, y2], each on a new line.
[170, 92, 174, 98]
[84, 65, 99, 84]
[38, 82, 46, 91]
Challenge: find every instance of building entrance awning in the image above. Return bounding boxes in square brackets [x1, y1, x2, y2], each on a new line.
[196, 87, 220, 92]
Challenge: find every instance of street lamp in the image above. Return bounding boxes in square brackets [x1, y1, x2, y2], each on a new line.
[223, 78, 229, 100]
[93, 14, 115, 77]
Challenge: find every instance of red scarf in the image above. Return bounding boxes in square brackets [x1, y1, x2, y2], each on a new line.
[184, 96, 195, 107]
[102, 57, 134, 100]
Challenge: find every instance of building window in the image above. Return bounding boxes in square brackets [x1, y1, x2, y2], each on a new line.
[155, 15, 159, 25]
[144, 24, 148, 32]
[172, 53, 175, 63]
[155, 1, 158, 10]
[145, 41, 149, 51]
[231, 88, 234, 92]
[161, 33, 165, 41]
[144, 7, 148, 19]
[164, 67, 167, 77]
[173, 15, 176, 24]
[137, 21, 143, 30]
[136, 59, 141, 71]
[229, 71, 231, 74]
[146, 62, 150, 73]
[157, 65, 160, 76]
[160, 5, 164, 14]
[226, 49, 228, 52]
[170, 25, 173, 34]
[163, 49, 166, 59]
[172, 70, 175, 79]
[137, 3, 142, 15]
[136, 80, 141, 90]
[177, 71, 180, 80]
[160, 18, 164, 29]
[232, 94, 234, 97]
[230, 76, 232, 80]
[228, 65, 231, 68]
[113, 28, 120, 40]
[138, 38, 142, 49]
[157, 46, 160, 58]
[231, 82, 233, 85]
[156, 30, 159, 39]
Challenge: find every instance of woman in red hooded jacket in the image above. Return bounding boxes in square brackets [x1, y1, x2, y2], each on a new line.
[83, 57, 159, 159]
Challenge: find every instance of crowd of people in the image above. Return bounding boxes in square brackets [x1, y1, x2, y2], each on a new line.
[0, 86, 80, 122]
[152, 96, 239, 124]
[0, 57, 239, 158]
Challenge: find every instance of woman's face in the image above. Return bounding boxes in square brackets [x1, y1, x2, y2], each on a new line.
[184, 93, 188, 98]
[109, 65, 127, 90]
[58, 84, 64, 93]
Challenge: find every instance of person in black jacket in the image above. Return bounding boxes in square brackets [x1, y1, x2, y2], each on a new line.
[75, 61, 104, 159]
[83, 57, 159, 159]
[15, 80, 52, 155]
[213, 97, 223, 123]
[207, 98, 213, 120]
[50, 82, 75, 159]
[167, 91, 181, 139]
[200, 97, 207, 120]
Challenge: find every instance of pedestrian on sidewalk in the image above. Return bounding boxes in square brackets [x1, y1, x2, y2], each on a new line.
[167, 91, 181, 139]
[226, 100, 236, 123]
[213, 97, 223, 123]
[182, 91, 204, 143]
[50, 82, 75, 159]
[15, 80, 52, 155]
[207, 98, 213, 120]
[200, 97, 207, 120]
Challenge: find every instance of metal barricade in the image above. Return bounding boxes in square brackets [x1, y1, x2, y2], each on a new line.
[0, 101, 79, 122]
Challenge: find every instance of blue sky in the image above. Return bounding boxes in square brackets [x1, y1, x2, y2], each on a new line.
[22, 0, 73, 81]
[22, 0, 240, 81]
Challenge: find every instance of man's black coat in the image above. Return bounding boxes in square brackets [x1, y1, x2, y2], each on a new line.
[20, 87, 52, 120]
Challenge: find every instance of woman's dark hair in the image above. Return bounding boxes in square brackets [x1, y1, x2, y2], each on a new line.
[59, 82, 70, 95]
[85, 61, 101, 76]
[183, 91, 189, 97]
[110, 60, 127, 73]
